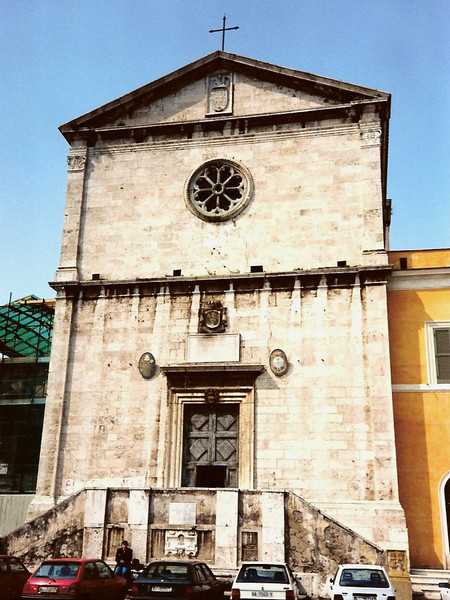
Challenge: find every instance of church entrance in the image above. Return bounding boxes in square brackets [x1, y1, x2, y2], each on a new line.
[181, 404, 239, 488]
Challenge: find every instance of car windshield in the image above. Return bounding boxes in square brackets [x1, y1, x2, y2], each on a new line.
[34, 563, 80, 580]
[236, 565, 289, 584]
[339, 569, 389, 588]
[144, 564, 190, 580]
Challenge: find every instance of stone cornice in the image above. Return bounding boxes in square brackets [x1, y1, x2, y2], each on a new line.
[83, 122, 383, 157]
[160, 363, 265, 388]
[60, 99, 389, 145]
[50, 265, 391, 298]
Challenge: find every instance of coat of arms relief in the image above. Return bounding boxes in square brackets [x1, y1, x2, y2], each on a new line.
[207, 73, 233, 115]
[199, 300, 227, 333]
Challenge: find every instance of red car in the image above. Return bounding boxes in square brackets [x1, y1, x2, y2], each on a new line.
[22, 558, 127, 599]
[0, 555, 30, 600]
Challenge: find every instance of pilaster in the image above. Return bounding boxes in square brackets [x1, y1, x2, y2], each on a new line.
[55, 147, 88, 282]
[83, 488, 108, 557]
[129, 490, 150, 563]
[28, 292, 78, 518]
[261, 491, 285, 562]
[215, 490, 238, 567]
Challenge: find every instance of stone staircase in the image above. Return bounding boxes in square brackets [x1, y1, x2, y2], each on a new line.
[411, 569, 450, 600]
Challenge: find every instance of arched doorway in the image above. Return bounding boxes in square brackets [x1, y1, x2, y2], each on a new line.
[439, 472, 450, 568]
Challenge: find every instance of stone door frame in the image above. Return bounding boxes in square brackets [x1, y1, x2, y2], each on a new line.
[164, 386, 254, 489]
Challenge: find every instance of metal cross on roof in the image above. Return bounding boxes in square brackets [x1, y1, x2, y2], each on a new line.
[209, 15, 239, 51]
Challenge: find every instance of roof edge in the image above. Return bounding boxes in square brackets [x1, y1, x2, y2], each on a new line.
[59, 50, 390, 134]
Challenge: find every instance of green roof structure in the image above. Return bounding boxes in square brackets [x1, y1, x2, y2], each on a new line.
[0, 295, 55, 358]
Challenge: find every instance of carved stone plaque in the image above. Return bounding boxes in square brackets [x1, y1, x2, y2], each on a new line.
[169, 502, 196, 526]
[186, 334, 240, 362]
[386, 549, 408, 576]
[207, 73, 233, 115]
[165, 530, 198, 557]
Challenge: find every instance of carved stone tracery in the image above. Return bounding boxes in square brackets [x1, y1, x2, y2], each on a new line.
[185, 159, 253, 222]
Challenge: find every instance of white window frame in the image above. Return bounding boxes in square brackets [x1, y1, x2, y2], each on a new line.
[425, 322, 450, 387]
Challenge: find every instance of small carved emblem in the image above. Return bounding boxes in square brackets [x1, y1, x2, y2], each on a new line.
[210, 84, 229, 112]
[270, 348, 288, 376]
[138, 352, 156, 379]
[205, 388, 220, 403]
[207, 74, 233, 115]
[199, 301, 227, 333]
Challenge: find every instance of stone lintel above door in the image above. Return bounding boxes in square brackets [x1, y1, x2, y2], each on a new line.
[160, 363, 264, 388]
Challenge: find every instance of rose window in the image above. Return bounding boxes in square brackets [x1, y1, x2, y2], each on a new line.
[185, 159, 253, 222]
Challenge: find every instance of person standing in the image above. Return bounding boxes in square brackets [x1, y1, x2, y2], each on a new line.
[114, 540, 133, 579]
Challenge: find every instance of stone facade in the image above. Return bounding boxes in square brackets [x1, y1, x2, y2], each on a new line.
[30, 51, 407, 571]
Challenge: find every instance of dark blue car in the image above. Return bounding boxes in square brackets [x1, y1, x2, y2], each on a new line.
[130, 560, 226, 600]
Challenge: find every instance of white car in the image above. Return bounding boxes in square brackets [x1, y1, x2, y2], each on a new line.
[231, 562, 302, 600]
[439, 580, 450, 600]
[329, 564, 396, 600]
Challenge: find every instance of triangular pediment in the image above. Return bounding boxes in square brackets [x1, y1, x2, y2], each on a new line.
[60, 51, 390, 140]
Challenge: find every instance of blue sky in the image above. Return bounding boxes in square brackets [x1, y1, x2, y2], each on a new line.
[1, 0, 449, 302]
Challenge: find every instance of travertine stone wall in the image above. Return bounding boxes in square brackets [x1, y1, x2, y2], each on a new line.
[57, 123, 386, 284]
[34, 274, 403, 549]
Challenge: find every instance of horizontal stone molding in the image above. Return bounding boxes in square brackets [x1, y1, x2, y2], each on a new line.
[49, 265, 392, 297]
[86, 123, 360, 156]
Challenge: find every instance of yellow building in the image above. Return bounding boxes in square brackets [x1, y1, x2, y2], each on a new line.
[388, 249, 450, 569]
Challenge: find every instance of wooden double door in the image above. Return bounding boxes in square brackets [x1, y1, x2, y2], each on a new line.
[181, 403, 239, 488]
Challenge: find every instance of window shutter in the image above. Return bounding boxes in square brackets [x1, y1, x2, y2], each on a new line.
[434, 328, 450, 383]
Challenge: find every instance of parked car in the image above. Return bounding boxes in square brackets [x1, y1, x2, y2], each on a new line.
[0, 555, 30, 600]
[329, 564, 396, 600]
[439, 580, 450, 600]
[130, 560, 226, 599]
[231, 562, 302, 600]
[21, 558, 128, 599]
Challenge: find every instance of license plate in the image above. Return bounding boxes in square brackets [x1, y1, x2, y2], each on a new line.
[355, 596, 376, 600]
[251, 593, 273, 597]
[152, 585, 173, 592]
[39, 586, 58, 593]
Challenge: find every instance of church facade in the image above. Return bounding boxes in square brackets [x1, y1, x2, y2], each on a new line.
[23, 52, 408, 586]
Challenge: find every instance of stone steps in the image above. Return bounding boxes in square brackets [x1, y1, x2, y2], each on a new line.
[410, 569, 450, 600]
